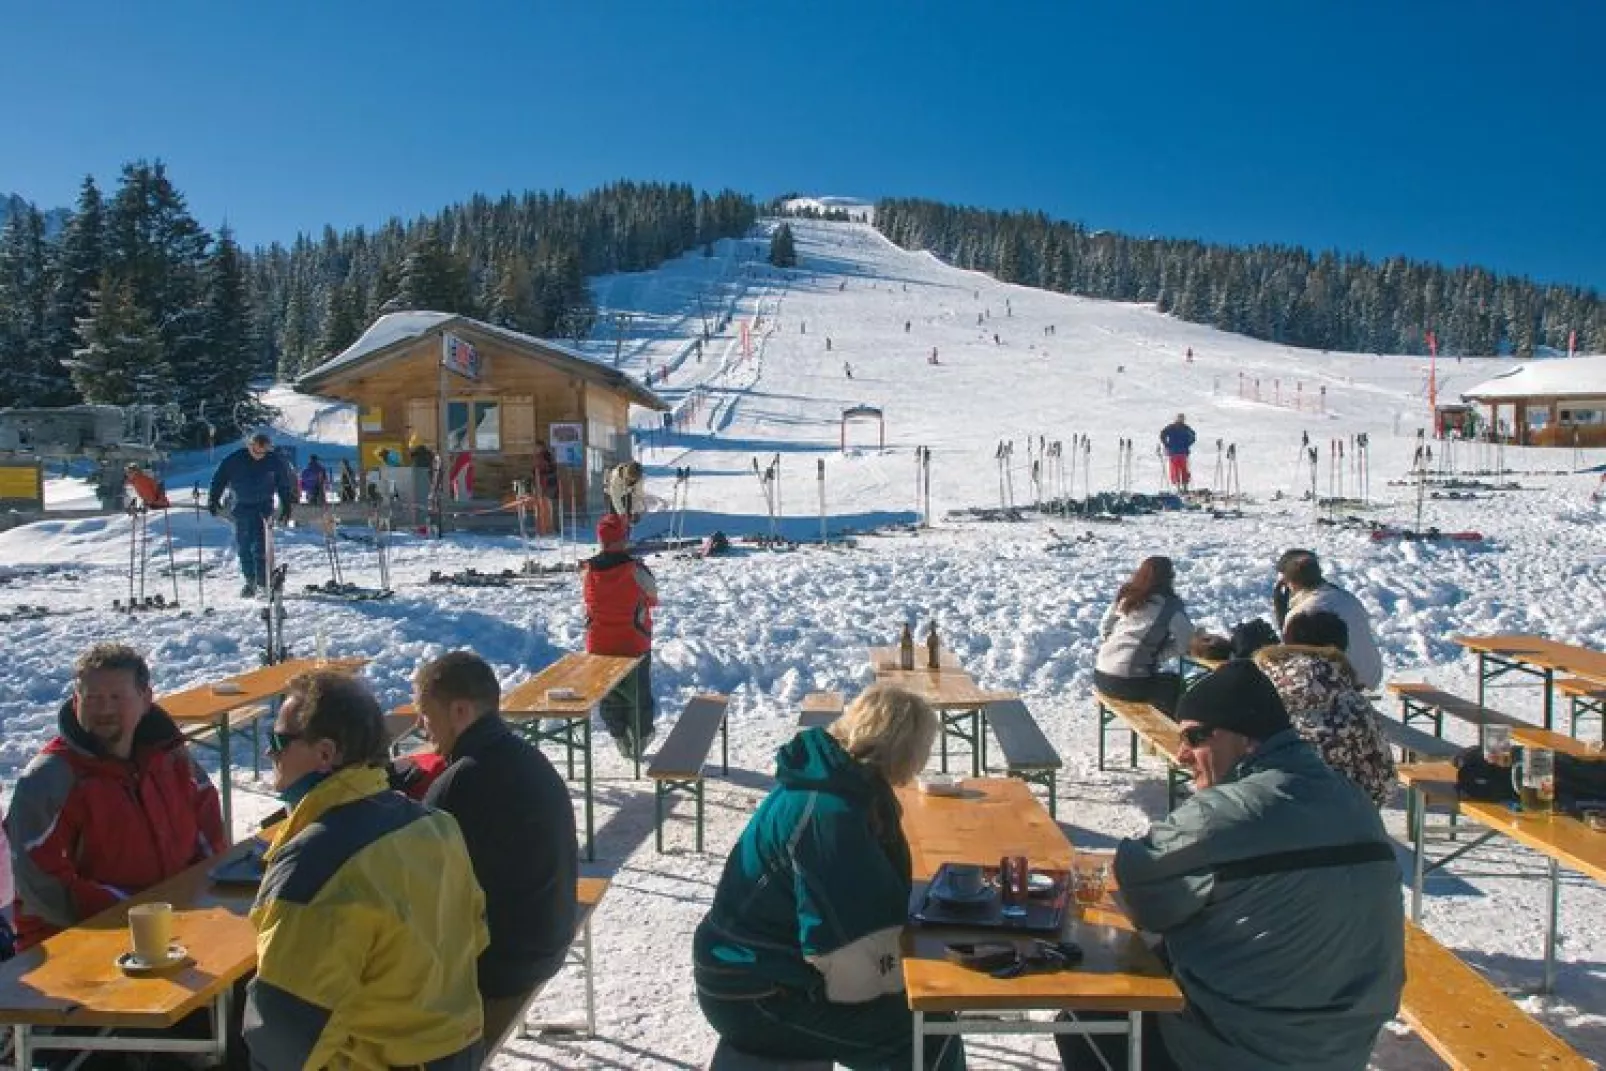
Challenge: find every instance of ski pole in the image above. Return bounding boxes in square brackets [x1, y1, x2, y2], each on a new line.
[192, 486, 206, 614]
[817, 458, 828, 544]
[161, 506, 180, 608]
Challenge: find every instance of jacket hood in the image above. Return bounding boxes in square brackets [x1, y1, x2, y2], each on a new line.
[55, 698, 185, 761]
[774, 727, 879, 801]
[1253, 643, 1357, 683]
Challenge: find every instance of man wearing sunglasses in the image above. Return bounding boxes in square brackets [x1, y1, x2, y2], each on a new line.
[243, 671, 489, 1071]
[1062, 661, 1403, 1071]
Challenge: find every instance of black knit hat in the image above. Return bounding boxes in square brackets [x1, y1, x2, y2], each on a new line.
[1177, 660, 1291, 741]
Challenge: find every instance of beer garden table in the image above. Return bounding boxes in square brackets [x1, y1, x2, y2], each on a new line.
[160, 657, 367, 837]
[1453, 634, 1606, 733]
[871, 667, 1015, 776]
[0, 834, 264, 1066]
[1399, 761, 1606, 994]
[897, 778, 1182, 1066]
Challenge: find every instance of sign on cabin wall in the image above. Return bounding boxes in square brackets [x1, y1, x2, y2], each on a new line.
[359, 406, 385, 433]
[441, 333, 483, 381]
[0, 462, 43, 507]
[550, 423, 584, 468]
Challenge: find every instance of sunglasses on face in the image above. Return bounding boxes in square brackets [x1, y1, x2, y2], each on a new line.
[1179, 725, 1218, 748]
[267, 729, 304, 754]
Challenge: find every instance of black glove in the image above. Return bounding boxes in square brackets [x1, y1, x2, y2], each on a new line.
[207, 501, 220, 517]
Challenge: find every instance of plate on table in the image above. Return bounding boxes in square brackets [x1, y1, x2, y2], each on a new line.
[210, 682, 245, 696]
[117, 944, 190, 975]
[918, 774, 964, 796]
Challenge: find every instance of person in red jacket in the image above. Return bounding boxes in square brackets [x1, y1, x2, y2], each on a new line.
[124, 462, 170, 509]
[3, 643, 224, 950]
[583, 514, 659, 759]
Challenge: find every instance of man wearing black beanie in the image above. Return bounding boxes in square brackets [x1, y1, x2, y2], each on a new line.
[1059, 661, 1404, 1071]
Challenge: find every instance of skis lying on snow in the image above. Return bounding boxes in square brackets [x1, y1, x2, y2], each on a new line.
[0, 604, 92, 623]
[427, 566, 569, 588]
[300, 580, 396, 601]
[1369, 526, 1484, 543]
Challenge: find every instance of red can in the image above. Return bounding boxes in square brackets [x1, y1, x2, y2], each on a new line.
[999, 855, 1029, 908]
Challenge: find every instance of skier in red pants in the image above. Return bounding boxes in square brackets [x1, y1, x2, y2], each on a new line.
[1159, 413, 1196, 493]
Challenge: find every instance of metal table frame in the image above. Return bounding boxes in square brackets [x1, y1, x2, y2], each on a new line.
[10, 989, 231, 1067]
[913, 1009, 1145, 1070]
[1407, 783, 1563, 994]
[1473, 650, 1555, 731]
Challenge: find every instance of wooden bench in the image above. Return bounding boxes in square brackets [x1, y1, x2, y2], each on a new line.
[709, 1040, 832, 1069]
[1094, 692, 1189, 812]
[797, 690, 845, 729]
[1377, 715, 1464, 762]
[646, 694, 731, 852]
[1556, 677, 1606, 738]
[1388, 683, 1526, 737]
[1400, 919, 1590, 1069]
[487, 875, 611, 1050]
[180, 703, 268, 751]
[981, 699, 1062, 817]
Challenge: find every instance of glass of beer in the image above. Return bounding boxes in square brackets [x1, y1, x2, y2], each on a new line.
[1482, 724, 1513, 768]
[1072, 861, 1109, 912]
[1517, 747, 1556, 816]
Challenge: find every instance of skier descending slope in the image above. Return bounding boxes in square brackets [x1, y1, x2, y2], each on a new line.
[208, 432, 296, 597]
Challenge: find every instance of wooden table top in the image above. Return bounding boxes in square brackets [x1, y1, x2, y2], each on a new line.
[0, 838, 264, 1028]
[896, 779, 1182, 1015]
[1453, 635, 1606, 684]
[1458, 800, 1606, 886]
[501, 652, 643, 720]
[159, 657, 367, 724]
[872, 669, 1014, 711]
[869, 645, 961, 673]
[1512, 726, 1606, 761]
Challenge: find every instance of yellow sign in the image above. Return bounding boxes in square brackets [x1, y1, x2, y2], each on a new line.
[0, 463, 42, 503]
[360, 406, 385, 433]
[364, 439, 405, 469]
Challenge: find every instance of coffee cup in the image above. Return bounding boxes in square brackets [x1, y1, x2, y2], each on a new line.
[128, 902, 174, 964]
[946, 864, 984, 897]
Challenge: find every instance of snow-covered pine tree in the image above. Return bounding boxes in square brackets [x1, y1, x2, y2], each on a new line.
[72, 275, 166, 405]
[769, 222, 797, 268]
[0, 206, 56, 408]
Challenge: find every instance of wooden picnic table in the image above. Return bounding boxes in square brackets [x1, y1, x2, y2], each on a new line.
[873, 668, 1016, 776]
[896, 778, 1181, 1066]
[1398, 760, 1606, 994]
[867, 644, 961, 673]
[1454, 634, 1606, 732]
[160, 657, 367, 837]
[505, 652, 643, 862]
[0, 833, 265, 1066]
[1512, 725, 1606, 761]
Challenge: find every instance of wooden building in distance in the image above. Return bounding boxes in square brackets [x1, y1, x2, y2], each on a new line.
[1461, 355, 1606, 447]
[295, 312, 667, 518]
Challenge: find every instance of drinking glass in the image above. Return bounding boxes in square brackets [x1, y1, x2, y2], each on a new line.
[1073, 862, 1109, 911]
[1516, 747, 1556, 816]
[1482, 724, 1512, 768]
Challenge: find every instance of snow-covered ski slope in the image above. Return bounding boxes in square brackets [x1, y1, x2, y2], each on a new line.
[1, 213, 1605, 1069]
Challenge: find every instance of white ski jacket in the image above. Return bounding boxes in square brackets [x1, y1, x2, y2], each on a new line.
[1096, 594, 1193, 679]
[1286, 583, 1384, 690]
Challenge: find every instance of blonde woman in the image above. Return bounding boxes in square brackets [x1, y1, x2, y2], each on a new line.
[693, 684, 964, 1069]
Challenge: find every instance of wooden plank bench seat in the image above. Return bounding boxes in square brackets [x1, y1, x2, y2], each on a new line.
[487, 874, 611, 1051]
[1387, 683, 1527, 737]
[1377, 715, 1464, 761]
[798, 690, 845, 729]
[1556, 677, 1606, 738]
[1400, 919, 1590, 1069]
[1094, 692, 1189, 812]
[646, 693, 731, 852]
[981, 698, 1062, 817]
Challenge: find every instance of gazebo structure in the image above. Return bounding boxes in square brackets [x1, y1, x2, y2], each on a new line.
[840, 404, 885, 451]
[1460, 355, 1606, 447]
[297, 312, 666, 519]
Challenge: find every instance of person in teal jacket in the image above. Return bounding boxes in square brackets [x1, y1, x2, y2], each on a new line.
[1061, 660, 1404, 1071]
[694, 684, 964, 1069]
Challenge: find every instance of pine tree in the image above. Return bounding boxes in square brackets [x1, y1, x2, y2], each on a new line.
[0, 207, 55, 407]
[199, 228, 268, 438]
[319, 276, 362, 356]
[41, 176, 104, 406]
[72, 275, 166, 405]
[768, 223, 797, 268]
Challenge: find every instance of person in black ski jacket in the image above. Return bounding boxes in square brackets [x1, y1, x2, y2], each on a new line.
[207, 432, 295, 597]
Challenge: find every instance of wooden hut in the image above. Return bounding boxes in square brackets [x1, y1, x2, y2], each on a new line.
[295, 312, 667, 520]
[1461, 355, 1606, 447]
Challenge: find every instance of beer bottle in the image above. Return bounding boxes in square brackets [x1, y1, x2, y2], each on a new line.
[926, 620, 941, 669]
[898, 622, 915, 670]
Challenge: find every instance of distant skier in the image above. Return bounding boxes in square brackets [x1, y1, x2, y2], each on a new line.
[905, 321, 911, 333]
[1160, 413, 1197, 493]
[993, 333, 1001, 345]
[825, 337, 832, 351]
[1186, 347, 1194, 363]
[929, 348, 939, 365]
[207, 432, 296, 597]
[299, 454, 328, 506]
[843, 362, 854, 380]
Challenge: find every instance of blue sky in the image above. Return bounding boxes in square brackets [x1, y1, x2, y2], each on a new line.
[4, 0, 1602, 288]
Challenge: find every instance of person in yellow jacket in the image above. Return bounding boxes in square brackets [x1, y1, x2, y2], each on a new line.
[243, 670, 488, 1070]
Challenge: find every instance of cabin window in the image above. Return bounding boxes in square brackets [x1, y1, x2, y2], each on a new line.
[446, 400, 503, 452]
[1560, 409, 1603, 426]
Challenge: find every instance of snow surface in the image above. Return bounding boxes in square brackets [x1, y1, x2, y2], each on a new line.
[1462, 354, 1606, 401]
[3, 217, 1606, 1068]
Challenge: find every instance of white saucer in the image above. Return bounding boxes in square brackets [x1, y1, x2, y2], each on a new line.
[210, 683, 244, 695]
[918, 775, 964, 796]
[117, 944, 189, 974]
[546, 688, 580, 702]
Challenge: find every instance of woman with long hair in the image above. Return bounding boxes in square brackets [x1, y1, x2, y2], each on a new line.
[1094, 556, 1194, 714]
[693, 684, 964, 1069]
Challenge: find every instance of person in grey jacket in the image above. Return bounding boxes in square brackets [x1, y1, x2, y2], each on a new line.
[1273, 549, 1383, 690]
[1061, 660, 1404, 1071]
[1094, 556, 1193, 714]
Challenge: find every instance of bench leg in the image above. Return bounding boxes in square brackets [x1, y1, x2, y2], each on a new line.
[1097, 702, 1109, 771]
[1543, 856, 1559, 995]
[721, 715, 729, 775]
[940, 717, 949, 773]
[655, 782, 665, 854]
[978, 710, 988, 774]
[1047, 774, 1057, 820]
[1129, 726, 1138, 768]
[584, 913, 597, 1036]
[696, 780, 705, 854]
[581, 719, 595, 863]
[219, 718, 234, 840]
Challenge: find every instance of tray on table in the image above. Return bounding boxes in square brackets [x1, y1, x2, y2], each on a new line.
[909, 862, 1070, 934]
